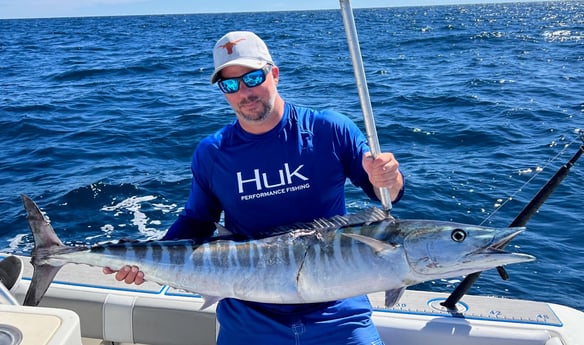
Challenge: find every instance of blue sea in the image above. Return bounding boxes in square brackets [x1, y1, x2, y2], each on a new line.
[1, 2, 583, 312]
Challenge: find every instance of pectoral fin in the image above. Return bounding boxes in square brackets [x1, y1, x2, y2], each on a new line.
[342, 233, 399, 254]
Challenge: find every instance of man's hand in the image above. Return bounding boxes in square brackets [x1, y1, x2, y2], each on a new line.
[362, 152, 403, 202]
[103, 265, 145, 285]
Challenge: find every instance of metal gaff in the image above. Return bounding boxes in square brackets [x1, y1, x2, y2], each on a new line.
[339, 0, 392, 212]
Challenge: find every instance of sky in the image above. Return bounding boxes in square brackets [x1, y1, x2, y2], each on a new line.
[0, 0, 548, 20]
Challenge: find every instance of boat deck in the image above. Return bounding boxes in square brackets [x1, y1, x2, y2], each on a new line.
[4, 255, 584, 345]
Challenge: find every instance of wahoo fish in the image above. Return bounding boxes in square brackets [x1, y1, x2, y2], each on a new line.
[21, 194, 534, 308]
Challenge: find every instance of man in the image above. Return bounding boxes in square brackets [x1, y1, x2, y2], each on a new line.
[106, 31, 404, 345]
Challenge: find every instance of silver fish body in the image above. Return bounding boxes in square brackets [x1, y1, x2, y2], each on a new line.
[22, 194, 535, 307]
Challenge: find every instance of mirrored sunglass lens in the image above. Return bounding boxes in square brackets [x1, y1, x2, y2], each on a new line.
[220, 79, 239, 93]
[242, 70, 266, 87]
[219, 67, 269, 93]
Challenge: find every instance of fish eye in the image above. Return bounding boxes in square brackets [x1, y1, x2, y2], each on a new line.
[451, 229, 467, 242]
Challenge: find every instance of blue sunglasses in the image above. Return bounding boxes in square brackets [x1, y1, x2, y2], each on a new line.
[218, 64, 273, 94]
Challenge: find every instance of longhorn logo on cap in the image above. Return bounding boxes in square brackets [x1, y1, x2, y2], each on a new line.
[220, 38, 245, 55]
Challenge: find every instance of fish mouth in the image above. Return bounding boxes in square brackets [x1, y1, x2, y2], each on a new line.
[490, 227, 525, 250]
[477, 227, 535, 263]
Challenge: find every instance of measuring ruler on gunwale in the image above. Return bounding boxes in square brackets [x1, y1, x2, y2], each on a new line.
[370, 290, 562, 326]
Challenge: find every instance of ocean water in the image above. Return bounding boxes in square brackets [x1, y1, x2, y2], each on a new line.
[1, 2, 583, 311]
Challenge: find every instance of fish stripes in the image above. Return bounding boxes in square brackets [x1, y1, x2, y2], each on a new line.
[21, 194, 534, 308]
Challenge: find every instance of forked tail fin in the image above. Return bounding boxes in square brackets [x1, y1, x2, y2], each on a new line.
[21, 194, 66, 306]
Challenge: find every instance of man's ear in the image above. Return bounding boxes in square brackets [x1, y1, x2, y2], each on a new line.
[271, 65, 279, 84]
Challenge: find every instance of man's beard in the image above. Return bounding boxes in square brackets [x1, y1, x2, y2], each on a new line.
[235, 93, 276, 124]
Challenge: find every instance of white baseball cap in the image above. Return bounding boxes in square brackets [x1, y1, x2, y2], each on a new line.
[210, 31, 273, 84]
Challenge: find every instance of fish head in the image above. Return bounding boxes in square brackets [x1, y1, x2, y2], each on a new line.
[400, 220, 535, 278]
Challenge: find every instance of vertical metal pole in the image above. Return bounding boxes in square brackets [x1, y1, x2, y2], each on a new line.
[339, 0, 392, 212]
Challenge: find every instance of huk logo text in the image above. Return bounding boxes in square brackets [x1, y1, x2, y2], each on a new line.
[237, 163, 308, 194]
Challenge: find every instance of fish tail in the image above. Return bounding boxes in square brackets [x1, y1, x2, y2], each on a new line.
[21, 194, 66, 306]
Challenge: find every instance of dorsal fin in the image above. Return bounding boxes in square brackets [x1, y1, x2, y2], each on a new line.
[271, 207, 391, 234]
